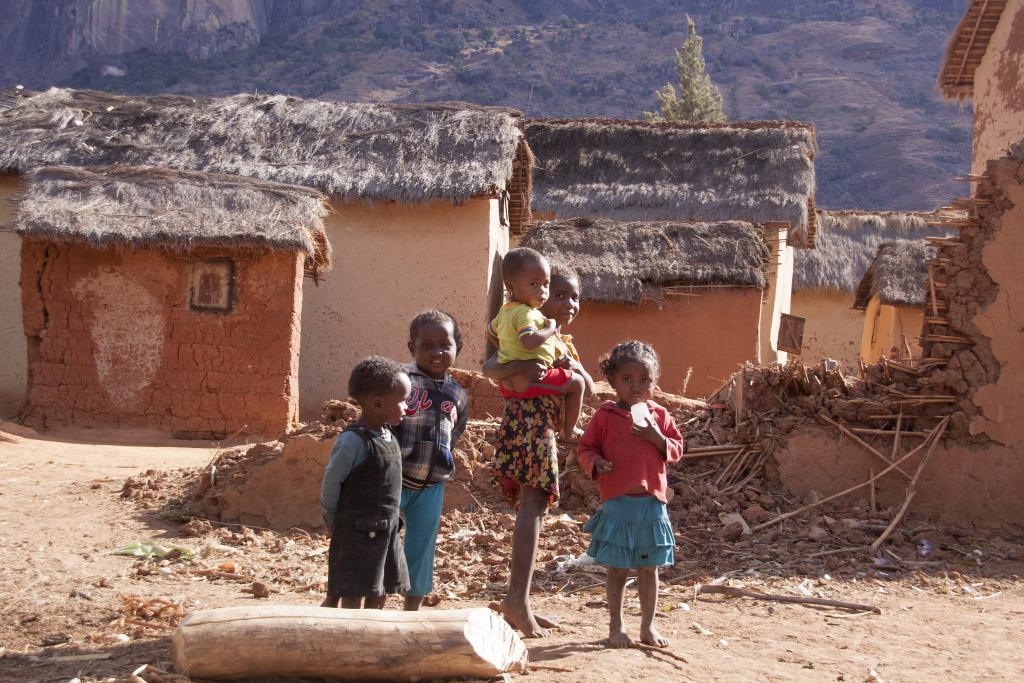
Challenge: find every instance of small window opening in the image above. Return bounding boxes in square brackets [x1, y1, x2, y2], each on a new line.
[189, 259, 235, 313]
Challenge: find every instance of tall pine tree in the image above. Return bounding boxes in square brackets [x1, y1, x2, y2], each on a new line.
[644, 16, 726, 123]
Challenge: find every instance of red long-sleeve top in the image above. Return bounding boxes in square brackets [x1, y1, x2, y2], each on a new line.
[577, 401, 685, 503]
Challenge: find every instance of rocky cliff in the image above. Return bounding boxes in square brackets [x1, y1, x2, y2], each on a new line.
[0, 0, 267, 80]
[0, 0, 973, 210]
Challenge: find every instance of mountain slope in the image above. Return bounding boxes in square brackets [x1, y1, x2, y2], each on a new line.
[0, 0, 972, 211]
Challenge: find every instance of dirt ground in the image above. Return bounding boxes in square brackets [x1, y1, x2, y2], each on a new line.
[2, 423, 1024, 683]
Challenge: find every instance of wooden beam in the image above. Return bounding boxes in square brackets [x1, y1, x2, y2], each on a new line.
[171, 606, 528, 681]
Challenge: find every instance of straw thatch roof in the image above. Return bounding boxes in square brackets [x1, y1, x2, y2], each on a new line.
[938, 0, 1010, 100]
[521, 217, 770, 305]
[0, 87, 524, 204]
[795, 211, 949, 293]
[16, 165, 332, 272]
[853, 240, 931, 310]
[525, 118, 818, 248]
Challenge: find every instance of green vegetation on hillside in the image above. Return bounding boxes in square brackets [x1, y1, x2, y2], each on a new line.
[644, 16, 725, 123]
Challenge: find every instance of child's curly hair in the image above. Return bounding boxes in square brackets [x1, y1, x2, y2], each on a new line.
[348, 355, 407, 400]
[598, 340, 661, 381]
[501, 247, 548, 281]
[409, 309, 463, 353]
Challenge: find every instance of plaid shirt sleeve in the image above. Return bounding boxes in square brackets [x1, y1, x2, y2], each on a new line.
[451, 385, 470, 446]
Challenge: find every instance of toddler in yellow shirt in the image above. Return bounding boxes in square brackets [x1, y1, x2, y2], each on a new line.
[488, 247, 586, 441]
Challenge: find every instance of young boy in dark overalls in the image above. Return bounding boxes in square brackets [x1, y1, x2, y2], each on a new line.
[320, 356, 411, 608]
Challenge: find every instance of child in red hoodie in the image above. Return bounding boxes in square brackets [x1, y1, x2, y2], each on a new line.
[577, 340, 684, 650]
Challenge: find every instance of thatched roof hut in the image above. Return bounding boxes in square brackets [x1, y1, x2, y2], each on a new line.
[0, 87, 525, 204]
[16, 165, 332, 274]
[853, 240, 931, 310]
[521, 217, 770, 305]
[938, 0, 1010, 100]
[794, 211, 947, 293]
[524, 118, 818, 247]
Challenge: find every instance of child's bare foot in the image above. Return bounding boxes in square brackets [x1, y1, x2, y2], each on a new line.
[534, 613, 561, 629]
[609, 627, 632, 648]
[640, 626, 669, 647]
[490, 599, 551, 638]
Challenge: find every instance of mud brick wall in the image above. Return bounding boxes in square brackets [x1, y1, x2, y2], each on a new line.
[919, 148, 1024, 443]
[20, 238, 303, 438]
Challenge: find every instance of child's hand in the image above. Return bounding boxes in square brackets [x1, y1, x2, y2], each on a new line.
[632, 417, 666, 451]
[593, 456, 613, 475]
[553, 356, 572, 370]
[542, 317, 557, 332]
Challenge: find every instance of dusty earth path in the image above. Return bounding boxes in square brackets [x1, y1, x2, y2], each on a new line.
[1, 423, 1023, 682]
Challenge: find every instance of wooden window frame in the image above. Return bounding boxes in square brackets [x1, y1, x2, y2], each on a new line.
[777, 313, 805, 355]
[188, 257, 236, 314]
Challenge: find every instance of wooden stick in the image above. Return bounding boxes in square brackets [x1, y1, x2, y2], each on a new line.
[686, 444, 747, 453]
[683, 449, 745, 460]
[696, 585, 880, 614]
[891, 412, 903, 464]
[751, 424, 942, 532]
[885, 360, 920, 375]
[921, 335, 973, 344]
[630, 642, 690, 664]
[717, 447, 753, 488]
[884, 412, 902, 511]
[817, 412, 912, 480]
[928, 264, 939, 317]
[849, 428, 928, 437]
[870, 417, 950, 552]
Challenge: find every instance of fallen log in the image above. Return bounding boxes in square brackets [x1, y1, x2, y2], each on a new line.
[171, 606, 528, 681]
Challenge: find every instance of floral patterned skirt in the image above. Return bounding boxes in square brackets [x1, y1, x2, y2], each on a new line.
[491, 396, 560, 509]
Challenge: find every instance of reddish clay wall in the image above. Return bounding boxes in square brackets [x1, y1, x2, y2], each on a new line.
[776, 426, 1024, 530]
[790, 289, 864, 371]
[20, 239, 303, 439]
[969, 159, 1024, 446]
[972, 0, 1024, 175]
[568, 290, 763, 397]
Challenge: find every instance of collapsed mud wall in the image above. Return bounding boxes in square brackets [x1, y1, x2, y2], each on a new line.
[770, 145, 1024, 528]
[193, 400, 503, 530]
[20, 240, 303, 438]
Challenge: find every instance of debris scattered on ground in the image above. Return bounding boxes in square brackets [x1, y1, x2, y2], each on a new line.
[100, 367, 1020, 617]
[108, 596, 185, 639]
[111, 542, 195, 560]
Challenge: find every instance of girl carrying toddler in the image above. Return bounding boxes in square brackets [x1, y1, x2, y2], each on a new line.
[485, 262, 594, 637]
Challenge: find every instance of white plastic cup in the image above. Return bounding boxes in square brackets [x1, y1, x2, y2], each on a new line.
[630, 402, 651, 426]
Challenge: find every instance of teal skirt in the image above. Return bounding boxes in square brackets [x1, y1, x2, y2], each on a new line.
[583, 495, 675, 569]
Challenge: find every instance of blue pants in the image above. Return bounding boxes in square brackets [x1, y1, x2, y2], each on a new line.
[400, 482, 445, 597]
